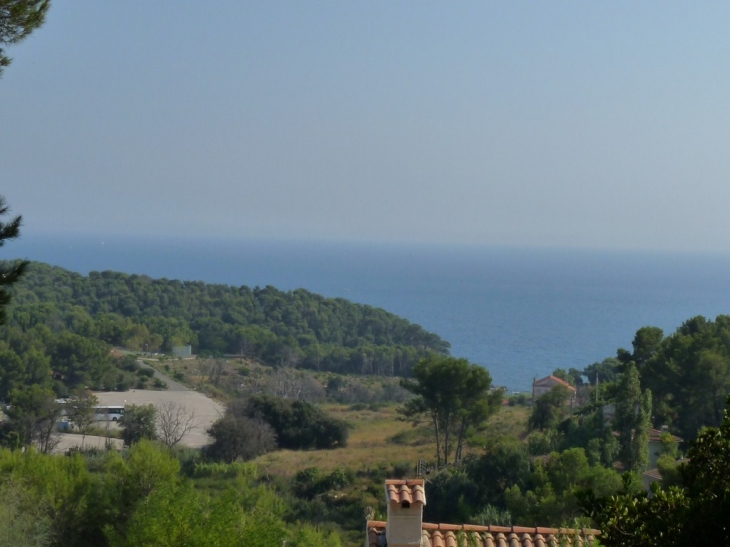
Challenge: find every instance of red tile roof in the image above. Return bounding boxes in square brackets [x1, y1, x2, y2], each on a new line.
[367, 521, 600, 547]
[647, 428, 683, 443]
[643, 468, 663, 481]
[533, 375, 577, 392]
[385, 479, 426, 506]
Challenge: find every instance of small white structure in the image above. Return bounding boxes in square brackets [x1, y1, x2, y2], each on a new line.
[172, 345, 192, 358]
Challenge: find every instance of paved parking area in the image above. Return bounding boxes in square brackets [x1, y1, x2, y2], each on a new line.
[93, 389, 225, 448]
[55, 433, 124, 452]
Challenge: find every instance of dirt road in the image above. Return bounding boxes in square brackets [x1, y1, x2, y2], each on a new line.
[137, 360, 189, 391]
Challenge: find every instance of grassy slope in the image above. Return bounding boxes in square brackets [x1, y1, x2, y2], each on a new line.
[253, 403, 530, 477]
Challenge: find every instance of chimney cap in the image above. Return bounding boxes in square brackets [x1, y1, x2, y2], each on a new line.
[385, 479, 426, 506]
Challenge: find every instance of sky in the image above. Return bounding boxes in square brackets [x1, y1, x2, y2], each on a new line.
[2, 1, 730, 251]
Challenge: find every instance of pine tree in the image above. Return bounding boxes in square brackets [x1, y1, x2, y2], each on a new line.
[0, 196, 28, 325]
[0, 0, 50, 77]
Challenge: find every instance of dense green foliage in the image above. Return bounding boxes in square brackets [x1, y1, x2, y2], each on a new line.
[0, 384, 61, 452]
[3, 261, 448, 382]
[418, 439, 625, 528]
[0, 320, 137, 400]
[571, 316, 730, 441]
[581, 397, 730, 546]
[0, 441, 344, 547]
[635, 317, 730, 440]
[211, 395, 349, 454]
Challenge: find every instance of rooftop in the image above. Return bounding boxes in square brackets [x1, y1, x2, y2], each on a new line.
[385, 479, 426, 506]
[533, 375, 577, 392]
[648, 428, 683, 443]
[367, 521, 600, 547]
[643, 468, 663, 481]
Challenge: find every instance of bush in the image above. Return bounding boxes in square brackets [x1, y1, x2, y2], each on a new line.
[119, 355, 140, 372]
[508, 393, 529, 406]
[191, 461, 257, 479]
[293, 467, 353, 499]
[391, 461, 413, 479]
[119, 404, 157, 446]
[115, 376, 132, 392]
[204, 415, 276, 463]
[238, 395, 349, 450]
[152, 378, 167, 389]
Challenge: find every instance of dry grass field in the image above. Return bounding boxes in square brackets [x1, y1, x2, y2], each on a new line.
[253, 403, 531, 477]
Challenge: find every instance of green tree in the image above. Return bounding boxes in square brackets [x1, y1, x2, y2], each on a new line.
[584, 357, 621, 386]
[454, 364, 503, 461]
[630, 326, 664, 371]
[580, 397, 730, 547]
[637, 316, 730, 439]
[5, 385, 61, 452]
[614, 363, 652, 472]
[0, 347, 25, 400]
[118, 404, 157, 446]
[466, 438, 531, 509]
[528, 385, 571, 431]
[65, 388, 98, 448]
[400, 356, 501, 466]
[0, 197, 28, 325]
[0, 0, 50, 76]
[551, 368, 574, 385]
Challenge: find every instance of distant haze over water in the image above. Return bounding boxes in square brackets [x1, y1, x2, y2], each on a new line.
[11, 235, 730, 392]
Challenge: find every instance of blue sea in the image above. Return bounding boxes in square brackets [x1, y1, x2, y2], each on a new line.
[10, 235, 730, 392]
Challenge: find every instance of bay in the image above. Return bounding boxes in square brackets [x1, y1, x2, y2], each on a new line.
[10, 235, 730, 392]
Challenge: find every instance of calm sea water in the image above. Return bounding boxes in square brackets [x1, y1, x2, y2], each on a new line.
[10, 235, 730, 392]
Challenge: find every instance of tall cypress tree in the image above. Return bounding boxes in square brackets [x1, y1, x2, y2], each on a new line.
[614, 362, 652, 472]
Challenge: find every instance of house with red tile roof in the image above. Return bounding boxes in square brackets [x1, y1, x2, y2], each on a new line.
[647, 427, 682, 469]
[532, 375, 577, 402]
[366, 479, 600, 547]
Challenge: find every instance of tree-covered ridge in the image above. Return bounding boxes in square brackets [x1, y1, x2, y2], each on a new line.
[5, 261, 449, 375]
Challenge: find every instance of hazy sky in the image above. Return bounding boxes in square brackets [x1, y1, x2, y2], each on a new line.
[2, 2, 730, 251]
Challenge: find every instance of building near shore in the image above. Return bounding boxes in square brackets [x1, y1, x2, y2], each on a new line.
[532, 374, 577, 401]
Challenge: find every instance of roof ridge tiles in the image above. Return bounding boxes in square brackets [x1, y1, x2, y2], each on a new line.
[385, 478, 426, 506]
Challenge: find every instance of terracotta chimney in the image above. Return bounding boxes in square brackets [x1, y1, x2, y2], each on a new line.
[384, 480, 426, 547]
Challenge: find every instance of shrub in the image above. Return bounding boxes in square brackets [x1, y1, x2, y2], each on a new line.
[237, 395, 349, 450]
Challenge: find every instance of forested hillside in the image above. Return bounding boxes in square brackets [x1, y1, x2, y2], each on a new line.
[1, 262, 447, 390]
